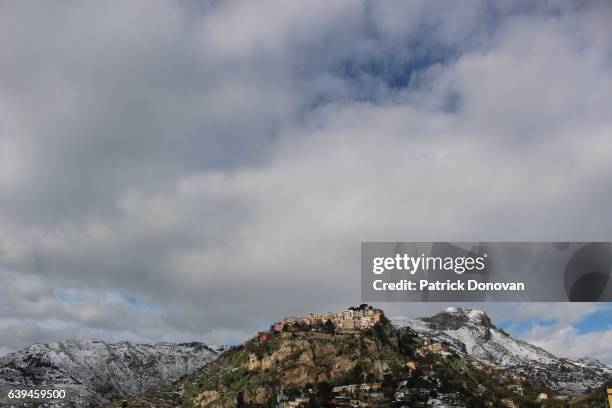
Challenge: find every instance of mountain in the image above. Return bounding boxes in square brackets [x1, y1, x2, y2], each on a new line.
[2, 307, 611, 408]
[0, 340, 225, 407]
[110, 306, 611, 408]
[577, 357, 610, 369]
[391, 307, 612, 395]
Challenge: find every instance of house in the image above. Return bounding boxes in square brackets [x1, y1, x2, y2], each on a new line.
[341, 319, 356, 330]
[333, 383, 382, 396]
[428, 343, 443, 352]
[357, 383, 381, 392]
[359, 317, 371, 329]
[506, 383, 523, 396]
[394, 390, 410, 402]
[428, 342, 449, 353]
[607, 388, 612, 407]
[257, 331, 272, 342]
[344, 385, 358, 393]
[500, 398, 516, 408]
[536, 393, 548, 401]
[406, 361, 417, 369]
[343, 310, 355, 319]
[287, 397, 309, 408]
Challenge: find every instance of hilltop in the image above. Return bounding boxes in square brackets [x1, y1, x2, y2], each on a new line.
[109, 305, 611, 408]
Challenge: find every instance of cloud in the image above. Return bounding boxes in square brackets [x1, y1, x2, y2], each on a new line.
[0, 0, 611, 354]
[521, 324, 612, 366]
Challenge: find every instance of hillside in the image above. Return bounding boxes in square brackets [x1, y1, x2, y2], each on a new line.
[109, 306, 611, 408]
[2, 306, 610, 408]
[0, 340, 225, 407]
[392, 307, 612, 395]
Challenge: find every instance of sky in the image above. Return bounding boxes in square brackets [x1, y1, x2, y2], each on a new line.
[1, 1, 612, 364]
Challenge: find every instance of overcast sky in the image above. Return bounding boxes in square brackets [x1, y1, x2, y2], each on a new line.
[1, 1, 612, 364]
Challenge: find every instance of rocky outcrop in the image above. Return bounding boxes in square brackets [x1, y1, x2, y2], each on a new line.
[185, 319, 406, 408]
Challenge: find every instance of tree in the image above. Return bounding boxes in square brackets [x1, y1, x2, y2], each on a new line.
[316, 381, 333, 401]
[323, 319, 335, 335]
[382, 373, 397, 390]
[236, 391, 245, 408]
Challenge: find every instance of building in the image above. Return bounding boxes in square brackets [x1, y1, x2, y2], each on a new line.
[607, 388, 612, 408]
[258, 332, 272, 342]
[500, 398, 516, 408]
[343, 310, 355, 319]
[506, 383, 523, 396]
[333, 384, 358, 394]
[428, 342, 449, 353]
[287, 397, 309, 408]
[536, 393, 548, 401]
[270, 307, 384, 335]
[394, 390, 410, 402]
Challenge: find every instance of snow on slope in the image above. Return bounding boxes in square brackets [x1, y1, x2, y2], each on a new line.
[392, 307, 611, 394]
[393, 307, 555, 365]
[576, 357, 609, 369]
[0, 340, 225, 407]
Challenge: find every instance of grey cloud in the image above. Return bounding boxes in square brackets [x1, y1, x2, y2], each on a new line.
[0, 0, 611, 353]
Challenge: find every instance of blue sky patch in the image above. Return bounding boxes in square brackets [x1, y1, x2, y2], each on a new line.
[575, 308, 612, 334]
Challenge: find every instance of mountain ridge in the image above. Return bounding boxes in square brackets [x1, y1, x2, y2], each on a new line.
[111, 305, 611, 408]
[1, 306, 610, 407]
[0, 339, 225, 407]
[391, 307, 611, 395]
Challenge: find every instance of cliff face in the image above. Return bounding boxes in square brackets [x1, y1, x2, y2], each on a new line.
[148, 308, 611, 408]
[184, 324, 404, 408]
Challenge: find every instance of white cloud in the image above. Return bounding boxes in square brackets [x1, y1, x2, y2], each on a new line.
[0, 1, 611, 355]
[522, 324, 612, 366]
[509, 303, 609, 324]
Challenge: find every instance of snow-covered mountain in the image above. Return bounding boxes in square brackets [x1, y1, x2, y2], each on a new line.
[0, 340, 225, 407]
[2, 308, 610, 407]
[576, 356, 609, 369]
[392, 307, 611, 395]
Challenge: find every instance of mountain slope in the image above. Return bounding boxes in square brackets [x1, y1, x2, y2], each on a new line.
[391, 307, 611, 394]
[2, 307, 610, 408]
[112, 306, 611, 408]
[0, 340, 225, 407]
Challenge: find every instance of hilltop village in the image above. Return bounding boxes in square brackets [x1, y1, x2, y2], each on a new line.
[261, 304, 383, 339]
[243, 306, 561, 408]
[249, 305, 460, 408]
